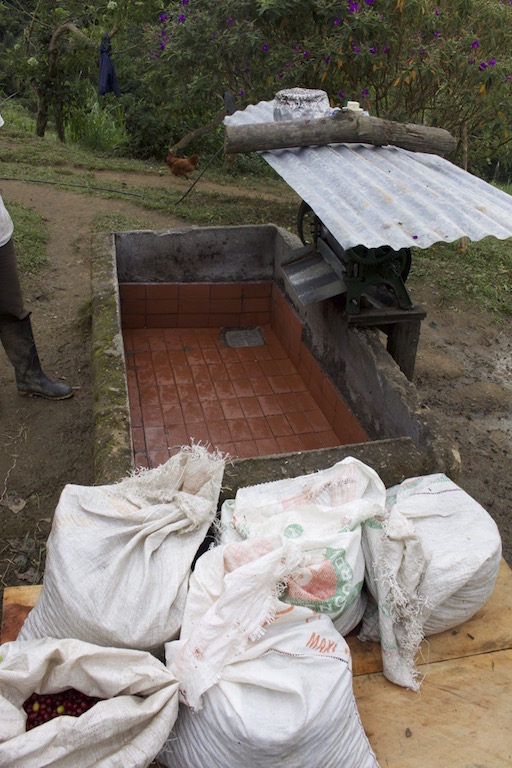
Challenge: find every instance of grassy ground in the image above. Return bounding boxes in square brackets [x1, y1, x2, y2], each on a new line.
[411, 237, 512, 317]
[2, 101, 512, 318]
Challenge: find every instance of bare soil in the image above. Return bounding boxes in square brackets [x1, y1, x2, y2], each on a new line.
[0, 169, 510, 623]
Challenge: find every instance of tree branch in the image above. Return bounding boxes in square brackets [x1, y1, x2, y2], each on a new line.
[49, 22, 94, 53]
[169, 108, 227, 154]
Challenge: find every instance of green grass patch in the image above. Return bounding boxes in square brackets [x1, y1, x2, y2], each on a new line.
[91, 213, 166, 233]
[8, 202, 49, 272]
[171, 191, 298, 230]
[0, 99, 37, 134]
[410, 237, 512, 317]
[0, 130, 159, 176]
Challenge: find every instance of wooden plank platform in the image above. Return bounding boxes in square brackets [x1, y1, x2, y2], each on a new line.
[355, 648, 512, 768]
[347, 557, 512, 676]
[1, 584, 42, 644]
[2, 560, 512, 767]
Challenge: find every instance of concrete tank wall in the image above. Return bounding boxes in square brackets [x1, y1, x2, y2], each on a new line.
[91, 225, 460, 487]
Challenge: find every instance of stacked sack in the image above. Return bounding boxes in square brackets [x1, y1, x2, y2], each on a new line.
[0, 450, 503, 767]
[0, 638, 179, 768]
[158, 536, 380, 768]
[219, 456, 387, 636]
[1, 445, 225, 766]
[19, 444, 226, 656]
[156, 457, 384, 766]
[359, 472, 502, 690]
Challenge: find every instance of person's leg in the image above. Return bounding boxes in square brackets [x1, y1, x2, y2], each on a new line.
[0, 238, 73, 399]
[0, 236, 29, 320]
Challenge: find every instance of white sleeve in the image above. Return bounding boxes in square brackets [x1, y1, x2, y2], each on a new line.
[0, 195, 14, 247]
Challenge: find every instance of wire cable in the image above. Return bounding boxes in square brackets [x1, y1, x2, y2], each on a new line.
[1, 146, 225, 205]
[174, 146, 224, 205]
[0, 175, 146, 197]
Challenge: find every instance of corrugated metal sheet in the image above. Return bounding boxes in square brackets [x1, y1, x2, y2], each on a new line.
[225, 100, 512, 251]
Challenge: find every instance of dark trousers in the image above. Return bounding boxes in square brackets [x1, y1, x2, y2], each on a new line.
[0, 238, 30, 323]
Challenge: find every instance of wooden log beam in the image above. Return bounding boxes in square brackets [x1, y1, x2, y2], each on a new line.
[225, 111, 457, 157]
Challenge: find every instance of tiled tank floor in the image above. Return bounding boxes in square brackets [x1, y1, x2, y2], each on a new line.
[124, 325, 342, 469]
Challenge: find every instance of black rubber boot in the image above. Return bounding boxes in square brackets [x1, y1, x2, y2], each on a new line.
[0, 316, 73, 399]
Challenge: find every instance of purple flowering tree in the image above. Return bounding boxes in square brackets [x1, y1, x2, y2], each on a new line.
[145, 0, 512, 168]
[6, 0, 512, 167]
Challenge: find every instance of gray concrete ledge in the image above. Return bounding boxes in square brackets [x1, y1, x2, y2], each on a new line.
[91, 232, 134, 485]
[89, 224, 461, 492]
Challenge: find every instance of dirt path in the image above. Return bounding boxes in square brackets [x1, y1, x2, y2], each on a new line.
[91, 167, 302, 202]
[0, 179, 187, 592]
[413, 288, 512, 535]
[0, 172, 510, 611]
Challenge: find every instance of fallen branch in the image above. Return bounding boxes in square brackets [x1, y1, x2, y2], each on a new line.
[225, 110, 457, 157]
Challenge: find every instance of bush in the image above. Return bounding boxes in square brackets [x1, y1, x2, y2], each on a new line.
[66, 88, 128, 153]
[0, 96, 36, 133]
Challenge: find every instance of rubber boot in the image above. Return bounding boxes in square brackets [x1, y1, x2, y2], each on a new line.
[0, 316, 73, 399]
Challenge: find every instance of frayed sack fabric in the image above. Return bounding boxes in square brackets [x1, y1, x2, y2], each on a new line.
[158, 536, 380, 768]
[360, 473, 502, 690]
[0, 637, 179, 767]
[358, 505, 426, 691]
[19, 445, 225, 656]
[218, 457, 386, 636]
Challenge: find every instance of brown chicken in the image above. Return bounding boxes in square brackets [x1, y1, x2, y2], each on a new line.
[165, 150, 199, 181]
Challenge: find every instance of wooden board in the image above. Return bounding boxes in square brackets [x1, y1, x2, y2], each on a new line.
[348, 558, 512, 676]
[355, 649, 512, 767]
[1, 584, 42, 643]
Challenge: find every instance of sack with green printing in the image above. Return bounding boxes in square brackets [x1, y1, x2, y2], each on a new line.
[218, 456, 387, 636]
[157, 536, 380, 768]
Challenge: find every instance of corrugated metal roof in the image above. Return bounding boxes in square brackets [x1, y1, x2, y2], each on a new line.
[225, 100, 512, 251]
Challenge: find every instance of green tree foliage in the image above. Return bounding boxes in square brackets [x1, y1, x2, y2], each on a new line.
[147, 0, 512, 171]
[0, 1, 142, 140]
[2, 0, 512, 172]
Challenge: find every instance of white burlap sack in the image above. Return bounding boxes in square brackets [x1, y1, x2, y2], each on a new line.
[0, 637, 179, 767]
[19, 445, 225, 655]
[218, 457, 386, 635]
[360, 473, 502, 690]
[158, 536, 380, 768]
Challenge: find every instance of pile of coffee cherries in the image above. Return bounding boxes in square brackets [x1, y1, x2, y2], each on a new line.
[23, 688, 103, 730]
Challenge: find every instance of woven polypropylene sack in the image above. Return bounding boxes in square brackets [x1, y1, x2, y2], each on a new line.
[387, 473, 502, 634]
[360, 473, 502, 689]
[219, 457, 386, 636]
[19, 446, 225, 656]
[0, 637, 179, 768]
[158, 537, 380, 768]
